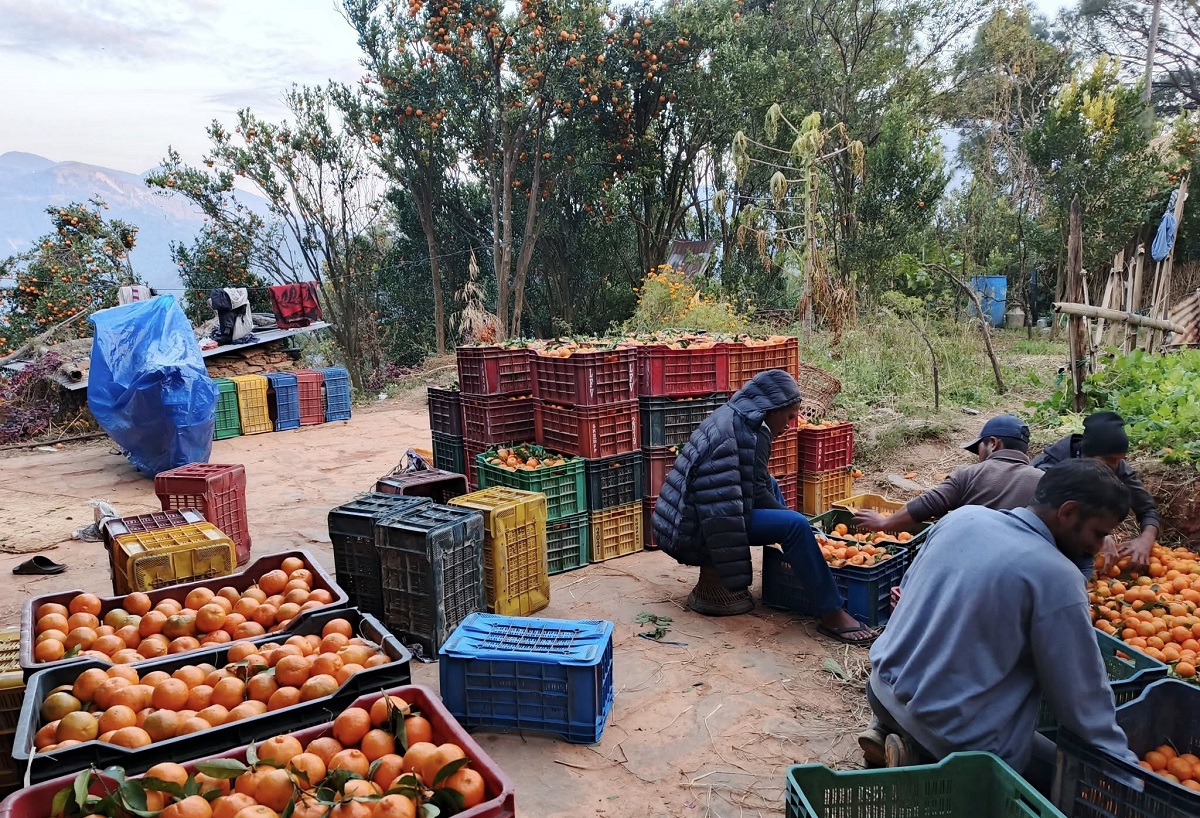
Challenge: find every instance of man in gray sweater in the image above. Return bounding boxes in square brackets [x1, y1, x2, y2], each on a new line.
[866, 459, 1135, 776]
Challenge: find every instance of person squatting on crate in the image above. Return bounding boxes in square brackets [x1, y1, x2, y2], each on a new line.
[1033, 410, 1161, 576]
[651, 369, 878, 646]
[862, 459, 1136, 788]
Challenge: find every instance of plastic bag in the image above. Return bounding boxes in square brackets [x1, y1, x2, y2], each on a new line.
[88, 295, 218, 475]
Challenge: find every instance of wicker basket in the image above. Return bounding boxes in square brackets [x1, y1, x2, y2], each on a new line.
[795, 361, 841, 421]
[687, 564, 753, 616]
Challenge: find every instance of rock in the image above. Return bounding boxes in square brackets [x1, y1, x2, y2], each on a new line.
[887, 474, 925, 493]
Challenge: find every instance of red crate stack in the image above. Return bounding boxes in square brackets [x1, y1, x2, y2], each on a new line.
[637, 343, 729, 397]
[456, 345, 531, 396]
[531, 347, 638, 406]
[796, 421, 855, 514]
[291, 369, 325, 426]
[153, 463, 251, 565]
[535, 401, 638, 459]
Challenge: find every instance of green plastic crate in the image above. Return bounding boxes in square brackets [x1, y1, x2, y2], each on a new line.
[212, 378, 242, 440]
[786, 752, 1066, 818]
[476, 448, 586, 521]
[1036, 628, 1168, 736]
[546, 512, 589, 575]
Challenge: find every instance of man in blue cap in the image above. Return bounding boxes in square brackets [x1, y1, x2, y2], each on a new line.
[854, 414, 1044, 535]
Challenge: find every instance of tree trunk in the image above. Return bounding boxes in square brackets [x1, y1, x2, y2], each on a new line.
[414, 188, 446, 355]
[1066, 195, 1087, 411]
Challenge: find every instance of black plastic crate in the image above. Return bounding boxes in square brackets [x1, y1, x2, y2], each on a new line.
[427, 386, 463, 436]
[761, 544, 906, 627]
[376, 503, 487, 660]
[376, 469, 469, 505]
[12, 607, 411, 784]
[584, 452, 644, 511]
[639, 394, 728, 448]
[328, 493, 433, 617]
[1055, 679, 1200, 818]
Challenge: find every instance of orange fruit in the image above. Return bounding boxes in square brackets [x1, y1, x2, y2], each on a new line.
[233, 805, 278, 818]
[405, 715, 433, 747]
[363, 654, 389, 669]
[274, 655, 310, 687]
[258, 734, 304, 767]
[70, 593, 102, 616]
[153, 678, 191, 710]
[37, 601, 70, 621]
[259, 570, 290, 596]
[139, 610, 168, 637]
[123, 593, 152, 616]
[305, 736, 343, 767]
[242, 588, 268, 604]
[287, 752, 327, 786]
[144, 710, 182, 742]
[360, 729, 396, 762]
[374, 795, 417, 818]
[109, 726, 152, 748]
[67, 612, 101, 632]
[280, 557, 305, 574]
[1178, 661, 1197, 678]
[309, 590, 333, 605]
[222, 614, 248, 636]
[341, 780, 379, 799]
[320, 634, 349, 654]
[93, 677, 131, 710]
[163, 615, 198, 640]
[64, 627, 98, 653]
[284, 589, 309, 607]
[252, 604, 278, 629]
[267, 686, 302, 711]
[37, 613, 70, 635]
[226, 701, 268, 722]
[194, 772, 230, 798]
[185, 587, 216, 610]
[299, 674, 338, 702]
[35, 721, 60, 750]
[217, 586, 241, 604]
[423, 744, 466, 785]
[110, 648, 145, 664]
[155, 599, 183, 616]
[311, 653, 343, 679]
[1168, 756, 1194, 781]
[267, 645, 301, 667]
[371, 753, 405, 790]
[138, 634, 171, 659]
[187, 684, 215, 711]
[92, 634, 127, 656]
[161, 795, 213, 818]
[332, 707, 372, 747]
[34, 639, 66, 662]
[234, 622, 267, 639]
[441, 768, 485, 807]
[234, 770, 264, 799]
[212, 794, 256, 818]
[253, 769, 295, 813]
[275, 603, 302, 623]
[198, 704, 230, 726]
[337, 645, 374, 667]
[141, 670, 170, 687]
[176, 716, 212, 735]
[289, 569, 314, 587]
[246, 673, 279, 703]
[335, 664, 363, 686]
[328, 748, 370, 777]
[98, 705, 138, 733]
[146, 762, 190, 788]
[401, 742, 438, 777]
[169, 636, 203, 654]
[74, 667, 111, 703]
[211, 677, 247, 709]
[329, 802, 370, 818]
[37, 628, 68, 644]
[227, 641, 258, 663]
[370, 696, 410, 727]
[233, 597, 261, 619]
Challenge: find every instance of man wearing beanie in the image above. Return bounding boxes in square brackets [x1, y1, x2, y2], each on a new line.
[1033, 411, 1160, 569]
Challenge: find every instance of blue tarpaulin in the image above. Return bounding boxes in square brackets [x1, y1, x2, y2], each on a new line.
[87, 295, 218, 475]
[1152, 189, 1180, 262]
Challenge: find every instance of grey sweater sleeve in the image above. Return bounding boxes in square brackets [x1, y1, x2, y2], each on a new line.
[753, 428, 786, 511]
[1120, 465, 1162, 531]
[905, 470, 967, 522]
[1031, 600, 1135, 763]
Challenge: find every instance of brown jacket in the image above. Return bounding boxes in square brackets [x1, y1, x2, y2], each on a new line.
[906, 449, 1044, 522]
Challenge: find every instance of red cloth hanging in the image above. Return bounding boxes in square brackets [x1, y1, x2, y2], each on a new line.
[269, 283, 322, 328]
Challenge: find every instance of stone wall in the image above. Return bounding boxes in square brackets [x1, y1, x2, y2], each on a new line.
[204, 342, 299, 378]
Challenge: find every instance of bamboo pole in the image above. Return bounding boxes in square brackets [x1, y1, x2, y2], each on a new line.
[1125, 246, 1147, 352]
[1053, 302, 1185, 332]
[1067, 196, 1088, 411]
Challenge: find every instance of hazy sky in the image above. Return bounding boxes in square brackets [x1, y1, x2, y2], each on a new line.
[1, 0, 1071, 177]
[0, 0, 365, 174]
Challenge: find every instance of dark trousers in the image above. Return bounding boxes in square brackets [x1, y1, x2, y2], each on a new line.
[748, 479, 845, 615]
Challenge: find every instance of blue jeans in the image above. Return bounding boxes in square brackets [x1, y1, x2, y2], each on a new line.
[750, 479, 845, 616]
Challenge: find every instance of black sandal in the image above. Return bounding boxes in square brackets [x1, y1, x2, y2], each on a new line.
[13, 555, 66, 575]
[817, 622, 879, 645]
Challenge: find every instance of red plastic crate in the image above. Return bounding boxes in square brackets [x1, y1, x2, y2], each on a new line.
[798, 422, 854, 472]
[642, 495, 658, 549]
[461, 394, 537, 443]
[463, 438, 490, 489]
[376, 468, 469, 504]
[457, 345, 531, 396]
[0, 685, 515, 818]
[153, 463, 250, 565]
[535, 400, 639, 458]
[637, 344, 729, 397]
[292, 369, 325, 425]
[768, 427, 799, 478]
[778, 473, 799, 511]
[531, 348, 637, 406]
[643, 445, 680, 498]
[725, 336, 800, 388]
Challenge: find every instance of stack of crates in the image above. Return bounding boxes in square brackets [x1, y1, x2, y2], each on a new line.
[453, 348, 533, 488]
[110, 522, 237, 595]
[100, 509, 206, 593]
[227, 375, 273, 435]
[319, 366, 353, 421]
[450, 487, 550, 616]
[328, 493, 433, 618]
[154, 463, 252, 565]
[212, 378, 242, 440]
[531, 348, 642, 564]
[427, 386, 465, 476]
[796, 421, 855, 515]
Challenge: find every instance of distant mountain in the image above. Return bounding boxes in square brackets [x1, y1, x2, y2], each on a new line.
[0, 152, 269, 292]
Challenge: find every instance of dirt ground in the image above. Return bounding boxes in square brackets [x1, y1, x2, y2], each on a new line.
[0, 397, 998, 818]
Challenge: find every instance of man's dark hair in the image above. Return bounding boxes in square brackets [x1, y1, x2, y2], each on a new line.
[993, 435, 1029, 454]
[1031, 459, 1130, 519]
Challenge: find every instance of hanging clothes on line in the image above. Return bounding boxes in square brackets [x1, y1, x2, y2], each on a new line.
[269, 282, 322, 328]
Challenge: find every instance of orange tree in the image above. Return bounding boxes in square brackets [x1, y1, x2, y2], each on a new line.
[171, 224, 271, 325]
[0, 199, 140, 356]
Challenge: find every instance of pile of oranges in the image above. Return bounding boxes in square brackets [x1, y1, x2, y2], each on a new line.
[816, 524, 903, 569]
[1089, 544, 1200, 679]
[32, 556, 335, 665]
[58, 696, 485, 818]
[34, 618, 394, 753]
[1137, 744, 1200, 791]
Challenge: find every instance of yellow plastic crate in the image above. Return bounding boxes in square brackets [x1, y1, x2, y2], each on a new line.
[450, 486, 550, 617]
[832, 493, 904, 514]
[799, 469, 855, 516]
[227, 374, 273, 435]
[0, 628, 23, 795]
[589, 501, 643, 562]
[113, 522, 237, 594]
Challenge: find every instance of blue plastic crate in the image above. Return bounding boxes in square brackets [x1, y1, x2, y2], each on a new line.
[321, 366, 352, 421]
[263, 372, 301, 431]
[439, 612, 614, 744]
[761, 544, 907, 627]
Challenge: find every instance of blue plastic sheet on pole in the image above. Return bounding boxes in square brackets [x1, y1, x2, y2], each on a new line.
[87, 295, 218, 475]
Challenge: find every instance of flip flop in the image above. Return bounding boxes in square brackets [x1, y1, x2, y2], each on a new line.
[13, 555, 66, 575]
[817, 622, 879, 646]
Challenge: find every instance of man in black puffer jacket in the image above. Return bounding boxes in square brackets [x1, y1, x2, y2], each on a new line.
[652, 369, 877, 645]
